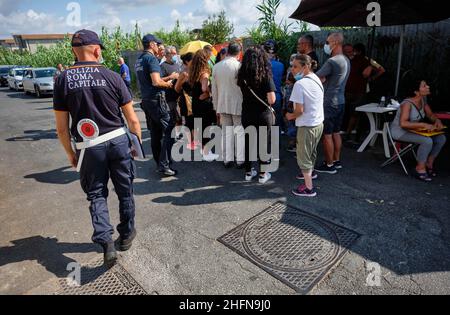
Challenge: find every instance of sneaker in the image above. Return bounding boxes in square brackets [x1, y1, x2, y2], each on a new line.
[159, 168, 178, 177]
[296, 171, 318, 180]
[202, 151, 219, 162]
[315, 162, 338, 174]
[334, 161, 343, 169]
[245, 169, 258, 181]
[259, 172, 272, 184]
[115, 229, 137, 252]
[292, 185, 317, 197]
[101, 242, 118, 269]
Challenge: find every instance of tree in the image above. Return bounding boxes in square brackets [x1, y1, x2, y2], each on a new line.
[155, 20, 196, 49]
[247, 0, 310, 63]
[199, 11, 234, 45]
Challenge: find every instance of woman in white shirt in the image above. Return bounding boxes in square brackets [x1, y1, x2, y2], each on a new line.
[286, 54, 324, 197]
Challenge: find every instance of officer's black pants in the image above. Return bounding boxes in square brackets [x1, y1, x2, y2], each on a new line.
[141, 94, 176, 171]
[80, 134, 136, 245]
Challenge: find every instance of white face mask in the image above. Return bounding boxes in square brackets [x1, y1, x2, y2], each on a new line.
[324, 44, 332, 56]
[98, 53, 105, 64]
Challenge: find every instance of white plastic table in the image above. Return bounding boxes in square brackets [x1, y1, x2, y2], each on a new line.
[356, 103, 398, 158]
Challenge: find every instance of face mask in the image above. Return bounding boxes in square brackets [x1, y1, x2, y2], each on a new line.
[98, 55, 105, 64]
[294, 73, 304, 81]
[324, 44, 332, 56]
[293, 66, 305, 81]
[172, 56, 178, 64]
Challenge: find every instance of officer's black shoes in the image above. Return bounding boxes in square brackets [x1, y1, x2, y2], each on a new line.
[159, 168, 178, 177]
[115, 229, 137, 252]
[102, 242, 118, 269]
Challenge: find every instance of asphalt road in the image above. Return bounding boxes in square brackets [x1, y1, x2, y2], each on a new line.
[0, 87, 449, 295]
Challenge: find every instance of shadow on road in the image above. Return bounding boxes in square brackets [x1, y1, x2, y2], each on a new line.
[0, 236, 101, 279]
[6, 129, 57, 142]
[24, 166, 79, 185]
[6, 92, 34, 99]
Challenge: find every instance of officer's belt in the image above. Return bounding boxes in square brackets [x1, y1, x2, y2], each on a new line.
[76, 127, 127, 150]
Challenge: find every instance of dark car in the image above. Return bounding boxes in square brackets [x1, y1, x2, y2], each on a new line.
[0, 66, 13, 87]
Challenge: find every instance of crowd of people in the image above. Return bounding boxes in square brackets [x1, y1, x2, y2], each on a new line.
[52, 28, 447, 267]
[128, 31, 447, 196]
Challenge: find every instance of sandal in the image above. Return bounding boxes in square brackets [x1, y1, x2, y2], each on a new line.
[427, 168, 437, 178]
[413, 170, 432, 182]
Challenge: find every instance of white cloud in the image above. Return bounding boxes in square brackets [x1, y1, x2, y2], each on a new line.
[0, 10, 68, 34]
[203, 0, 224, 14]
[98, 0, 188, 10]
[170, 9, 181, 21]
[0, 0, 305, 37]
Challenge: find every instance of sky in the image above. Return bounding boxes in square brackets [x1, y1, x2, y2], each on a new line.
[0, 0, 311, 38]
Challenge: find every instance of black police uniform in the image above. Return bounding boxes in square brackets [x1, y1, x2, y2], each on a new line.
[135, 47, 175, 173]
[53, 61, 136, 246]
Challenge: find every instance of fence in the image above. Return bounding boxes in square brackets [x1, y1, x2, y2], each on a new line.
[296, 19, 450, 111]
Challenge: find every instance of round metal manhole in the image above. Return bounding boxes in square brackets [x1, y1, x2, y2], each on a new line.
[242, 211, 341, 272]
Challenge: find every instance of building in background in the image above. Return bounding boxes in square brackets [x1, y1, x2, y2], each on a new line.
[12, 34, 72, 53]
[0, 38, 19, 51]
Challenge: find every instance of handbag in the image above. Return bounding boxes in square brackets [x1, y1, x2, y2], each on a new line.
[244, 80, 276, 126]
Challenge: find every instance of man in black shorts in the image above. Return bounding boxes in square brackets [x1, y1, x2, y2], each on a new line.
[316, 33, 350, 174]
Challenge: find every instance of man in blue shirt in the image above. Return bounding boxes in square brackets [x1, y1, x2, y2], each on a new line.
[118, 57, 132, 96]
[264, 40, 286, 133]
[135, 34, 179, 177]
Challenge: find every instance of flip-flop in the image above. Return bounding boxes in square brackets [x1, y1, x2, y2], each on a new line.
[413, 170, 432, 182]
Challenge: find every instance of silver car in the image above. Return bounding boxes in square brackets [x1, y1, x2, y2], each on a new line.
[23, 67, 57, 98]
[7, 68, 29, 91]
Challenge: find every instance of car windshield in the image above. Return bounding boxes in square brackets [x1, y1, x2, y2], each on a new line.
[0, 68, 9, 74]
[15, 70, 25, 76]
[34, 69, 56, 78]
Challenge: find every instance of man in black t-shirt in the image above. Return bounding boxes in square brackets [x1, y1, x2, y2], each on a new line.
[54, 29, 142, 268]
[135, 34, 178, 177]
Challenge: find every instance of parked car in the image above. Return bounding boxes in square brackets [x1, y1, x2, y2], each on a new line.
[23, 68, 57, 97]
[0, 66, 13, 87]
[7, 67, 29, 91]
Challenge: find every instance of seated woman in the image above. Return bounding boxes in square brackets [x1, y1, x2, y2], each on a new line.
[390, 79, 446, 182]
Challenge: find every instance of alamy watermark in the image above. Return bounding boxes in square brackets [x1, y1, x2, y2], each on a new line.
[171, 119, 280, 173]
[367, 2, 381, 27]
[366, 262, 382, 287]
[66, 262, 81, 287]
[66, 2, 81, 27]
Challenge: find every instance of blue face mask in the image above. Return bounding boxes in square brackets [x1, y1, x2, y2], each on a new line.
[294, 73, 304, 81]
[172, 56, 178, 64]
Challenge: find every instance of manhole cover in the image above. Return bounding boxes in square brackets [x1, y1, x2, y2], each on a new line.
[218, 202, 361, 294]
[58, 259, 147, 295]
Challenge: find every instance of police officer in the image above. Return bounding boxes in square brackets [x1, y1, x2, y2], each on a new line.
[135, 34, 179, 177]
[53, 29, 142, 268]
